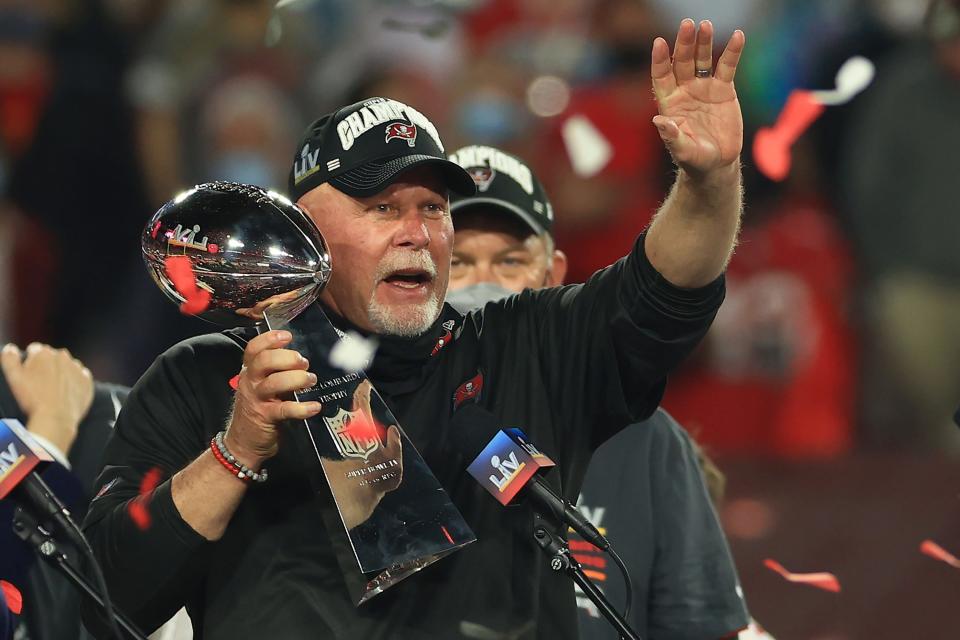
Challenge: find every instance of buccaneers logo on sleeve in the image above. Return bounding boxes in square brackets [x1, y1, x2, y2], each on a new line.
[385, 122, 417, 147]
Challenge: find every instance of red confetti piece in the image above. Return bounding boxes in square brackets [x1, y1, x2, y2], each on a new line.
[228, 374, 240, 390]
[0, 580, 22, 615]
[207, 243, 219, 254]
[164, 255, 211, 315]
[752, 90, 825, 181]
[440, 525, 454, 544]
[127, 467, 164, 531]
[341, 413, 383, 442]
[763, 558, 841, 593]
[150, 220, 161, 239]
[920, 539, 960, 569]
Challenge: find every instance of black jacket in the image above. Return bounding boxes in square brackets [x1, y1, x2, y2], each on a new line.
[82, 235, 724, 639]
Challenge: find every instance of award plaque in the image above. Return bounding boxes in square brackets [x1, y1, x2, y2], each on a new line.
[142, 181, 475, 604]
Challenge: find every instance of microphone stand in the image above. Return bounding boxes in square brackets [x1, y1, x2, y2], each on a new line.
[532, 524, 642, 640]
[12, 511, 149, 640]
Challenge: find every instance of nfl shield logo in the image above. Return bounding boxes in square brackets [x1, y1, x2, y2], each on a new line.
[323, 407, 383, 461]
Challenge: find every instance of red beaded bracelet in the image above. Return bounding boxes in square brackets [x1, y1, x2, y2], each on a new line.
[209, 432, 268, 483]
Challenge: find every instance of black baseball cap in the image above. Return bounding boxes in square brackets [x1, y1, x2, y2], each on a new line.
[448, 145, 554, 236]
[288, 96, 476, 201]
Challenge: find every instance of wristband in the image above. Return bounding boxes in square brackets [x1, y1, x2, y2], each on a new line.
[210, 431, 269, 483]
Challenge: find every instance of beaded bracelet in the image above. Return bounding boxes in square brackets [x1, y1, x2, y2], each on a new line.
[210, 431, 269, 483]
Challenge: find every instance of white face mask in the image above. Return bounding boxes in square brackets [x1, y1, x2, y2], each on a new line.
[445, 282, 516, 314]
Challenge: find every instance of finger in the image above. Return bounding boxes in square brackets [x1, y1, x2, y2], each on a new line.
[385, 424, 402, 457]
[1, 344, 22, 381]
[715, 29, 745, 83]
[24, 342, 49, 363]
[652, 115, 682, 146]
[355, 380, 373, 416]
[695, 20, 714, 76]
[257, 369, 317, 399]
[651, 37, 677, 98]
[248, 347, 308, 382]
[242, 330, 292, 368]
[272, 400, 321, 422]
[672, 18, 696, 82]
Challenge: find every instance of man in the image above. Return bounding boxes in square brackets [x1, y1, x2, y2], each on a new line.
[0, 343, 127, 640]
[446, 144, 749, 639]
[83, 19, 744, 639]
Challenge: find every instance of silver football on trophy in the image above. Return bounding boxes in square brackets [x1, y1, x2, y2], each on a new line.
[142, 181, 332, 327]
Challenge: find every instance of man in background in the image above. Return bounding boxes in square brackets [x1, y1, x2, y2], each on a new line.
[447, 144, 749, 639]
[0, 343, 126, 640]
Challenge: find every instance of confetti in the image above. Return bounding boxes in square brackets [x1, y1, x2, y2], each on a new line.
[763, 558, 841, 593]
[753, 56, 875, 181]
[920, 539, 960, 569]
[164, 255, 211, 315]
[329, 331, 377, 373]
[753, 90, 824, 182]
[562, 114, 613, 178]
[340, 412, 383, 443]
[0, 580, 22, 615]
[810, 56, 875, 106]
[127, 467, 164, 531]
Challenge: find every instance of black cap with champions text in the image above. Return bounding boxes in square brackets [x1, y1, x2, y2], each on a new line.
[288, 97, 476, 201]
[448, 145, 554, 237]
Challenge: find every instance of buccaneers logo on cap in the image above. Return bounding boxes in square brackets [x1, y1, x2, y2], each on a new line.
[467, 166, 496, 192]
[385, 122, 417, 147]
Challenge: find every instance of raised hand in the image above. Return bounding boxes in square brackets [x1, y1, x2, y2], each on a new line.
[1, 343, 94, 454]
[651, 19, 745, 177]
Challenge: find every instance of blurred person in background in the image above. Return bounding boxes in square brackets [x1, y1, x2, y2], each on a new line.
[305, 0, 466, 115]
[446, 144, 749, 639]
[662, 141, 857, 458]
[840, 0, 960, 452]
[127, 0, 312, 207]
[534, 0, 673, 284]
[460, 0, 597, 81]
[0, 3, 59, 348]
[0, 342, 128, 640]
[5, 0, 149, 379]
[199, 74, 301, 190]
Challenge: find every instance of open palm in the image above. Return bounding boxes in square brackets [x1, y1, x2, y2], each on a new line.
[651, 19, 745, 175]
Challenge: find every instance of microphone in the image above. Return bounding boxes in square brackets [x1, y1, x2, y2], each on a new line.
[451, 404, 610, 551]
[0, 418, 82, 546]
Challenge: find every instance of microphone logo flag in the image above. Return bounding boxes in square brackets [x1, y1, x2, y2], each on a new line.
[467, 429, 555, 505]
[0, 419, 53, 500]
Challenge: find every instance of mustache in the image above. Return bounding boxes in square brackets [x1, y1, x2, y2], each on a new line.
[375, 250, 438, 281]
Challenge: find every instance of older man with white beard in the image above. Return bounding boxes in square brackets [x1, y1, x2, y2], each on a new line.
[83, 19, 745, 640]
